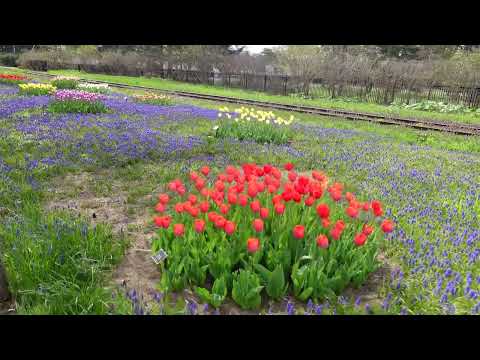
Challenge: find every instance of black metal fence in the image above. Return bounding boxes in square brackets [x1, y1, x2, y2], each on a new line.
[46, 63, 480, 108]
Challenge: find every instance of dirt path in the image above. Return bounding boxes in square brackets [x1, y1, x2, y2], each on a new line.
[45, 172, 162, 307]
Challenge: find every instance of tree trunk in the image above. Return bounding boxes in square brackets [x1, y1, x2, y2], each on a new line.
[0, 261, 10, 303]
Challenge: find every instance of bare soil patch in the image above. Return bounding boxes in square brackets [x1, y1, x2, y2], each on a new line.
[45, 171, 161, 306]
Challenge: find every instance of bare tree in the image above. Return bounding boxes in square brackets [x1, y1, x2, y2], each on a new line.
[274, 45, 327, 95]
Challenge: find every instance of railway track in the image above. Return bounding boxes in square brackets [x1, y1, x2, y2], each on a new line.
[6, 67, 480, 136]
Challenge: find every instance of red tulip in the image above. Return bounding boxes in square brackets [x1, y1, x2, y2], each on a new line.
[292, 192, 302, 203]
[354, 233, 367, 246]
[189, 207, 199, 218]
[247, 238, 260, 253]
[215, 216, 226, 229]
[195, 178, 205, 191]
[177, 186, 186, 196]
[282, 191, 293, 202]
[238, 194, 248, 207]
[321, 218, 330, 229]
[284, 163, 294, 171]
[362, 224, 374, 236]
[200, 201, 210, 213]
[371, 200, 382, 210]
[208, 211, 218, 222]
[158, 193, 169, 204]
[155, 203, 166, 213]
[226, 165, 236, 175]
[293, 225, 305, 239]
[168, 181, 177, 191]
[373, 206, 383, 217]
[381, 219, 394, 233]
[272, 194, 282, 204]
[173, 224, 185, 237]
[250, 200, 261, 213]
[256, 181, 265, 193]
[200, 188, 209, 197]
[274, 202, 285, 215]
[220, 203, 230, 215]
[260, 207, 269, 219]
[316, 234, 329, 249]
[316, 204, 330, 219]
[268, 185, 277, 194]
[224, 221, 236, 235]
[214, 180, 225, 192]
[154, 216, 163, 228]
[346, 206, 359, 218]
[362, 202, 370, 212]
[334, 220, 345, 231]
[194, 219, 206, 233]
[200, 166, 210, 176]
[247, 184, 258, 198]
[253, 218, 264, 232]
[190, 171, 199, 182]
[263, 164, 272, 174]
[330, 190, 342, 202]
[330, 227, 342, 240]
[226, 174, 234, 183]
[227, 192, 237, 205]
[304, 196, 315, 207]
[288, 171, 297, 182]
[174, 203, 184, 213]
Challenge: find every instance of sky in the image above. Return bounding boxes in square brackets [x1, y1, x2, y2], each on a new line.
[244, 45, 280, 54]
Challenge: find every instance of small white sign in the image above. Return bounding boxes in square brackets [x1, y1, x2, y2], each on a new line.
[152, 249, 168, 264]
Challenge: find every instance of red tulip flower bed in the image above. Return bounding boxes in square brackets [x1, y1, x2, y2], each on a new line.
[0, 74, 28, 85]
[152, 163, 394, 310]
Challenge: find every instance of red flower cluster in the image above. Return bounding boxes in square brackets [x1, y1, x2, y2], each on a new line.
[0, 74, 27, 81]
[153, 163, 394, 253]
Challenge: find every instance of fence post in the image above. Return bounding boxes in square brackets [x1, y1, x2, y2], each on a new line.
[264, 74, 267, 92]
[245, 73, 248, 89]
[283, 76, 288, 96]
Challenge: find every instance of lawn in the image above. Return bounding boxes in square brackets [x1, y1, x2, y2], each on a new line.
[1, 77, 480, 315]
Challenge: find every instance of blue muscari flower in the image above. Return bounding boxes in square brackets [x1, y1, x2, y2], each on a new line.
[306, 299, 314, 311]
[186, 300, 198, 315]
[286, 302, 295, 315]
[314, 305, 323, 315]
[354, 297, 361, 308]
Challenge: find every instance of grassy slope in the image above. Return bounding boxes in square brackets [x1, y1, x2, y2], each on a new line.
[44, 69, 480, 126]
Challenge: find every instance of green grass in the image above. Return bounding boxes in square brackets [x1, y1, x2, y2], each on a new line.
[45, 68, 480, 126]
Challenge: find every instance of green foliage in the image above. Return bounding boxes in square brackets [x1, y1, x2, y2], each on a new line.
[231, 270, 263, 310]
[48, 100, 108, 114]
[392, 100, 480, 115]
[1, 210, 127, 314]
[51, 78, 78, 89]
[0, 54, 18, 67]
[254, 263, 288, 300]
[215, 120, 293, 145]
[194, 276, 228, 308]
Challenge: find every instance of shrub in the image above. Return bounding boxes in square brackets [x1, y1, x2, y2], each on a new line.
[0, 54, 18, 67]
[132, 92, 174, 106]
[151, 163, 394, 309]
[19, 83, 56, 96]
[51, 76, 79, 89]
[215, 106, 294, 145]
